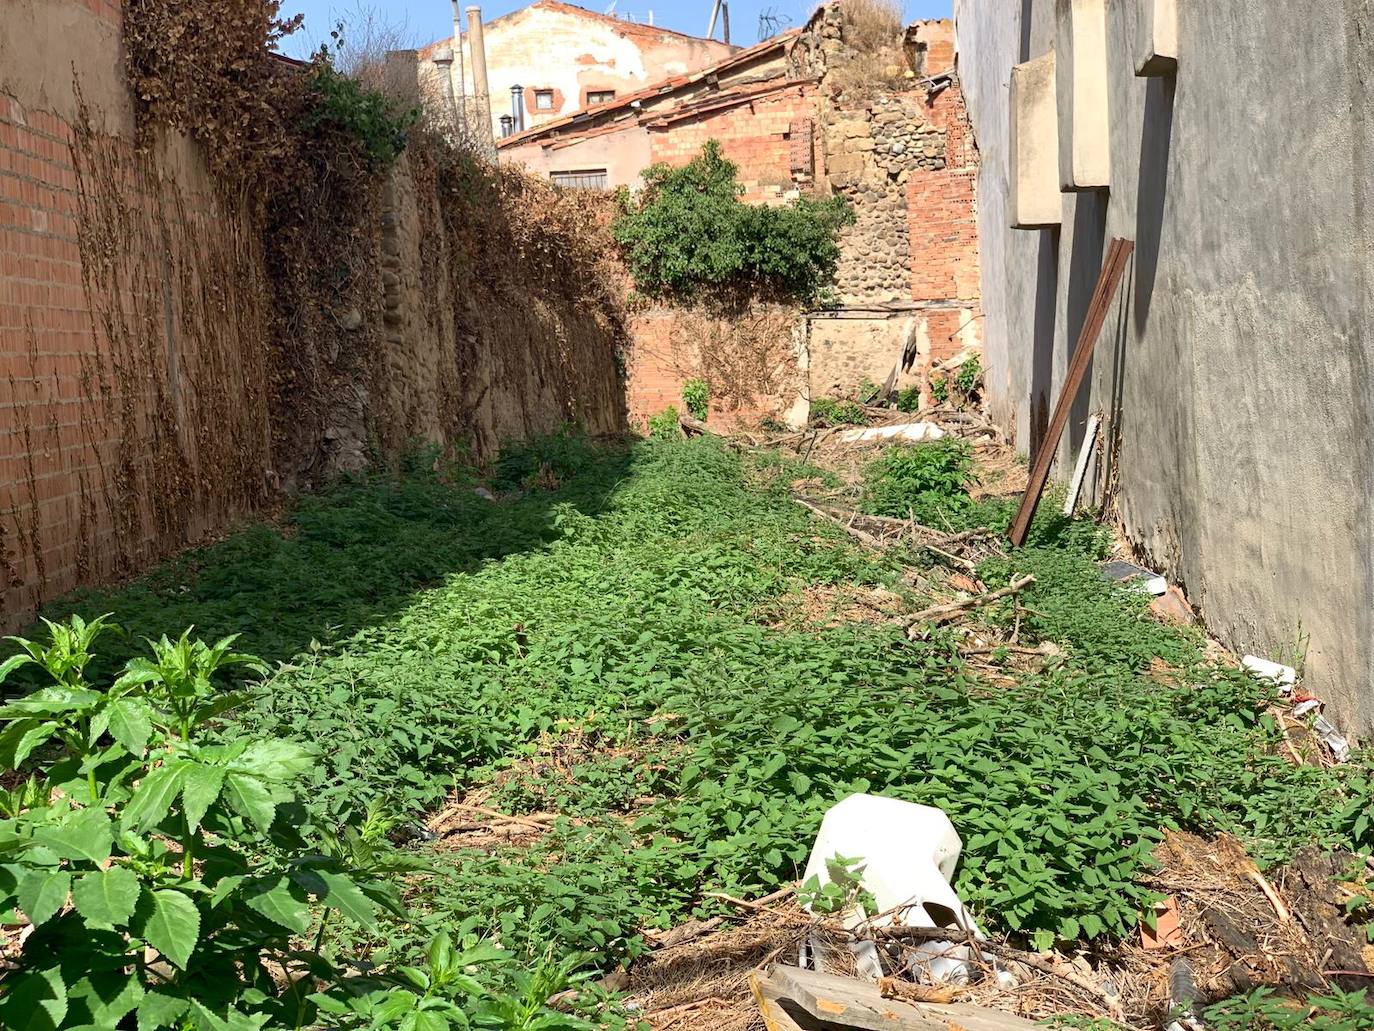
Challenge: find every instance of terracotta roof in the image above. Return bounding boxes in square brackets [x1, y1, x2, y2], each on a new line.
[497, 28, 801, 148]
[420, 0, 735, 59]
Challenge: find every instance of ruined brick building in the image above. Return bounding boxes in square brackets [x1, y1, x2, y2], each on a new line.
[488, 8, 982, 430]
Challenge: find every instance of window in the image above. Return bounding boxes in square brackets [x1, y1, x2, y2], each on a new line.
[586, 89, 616, 105]
[534, 89, 555, 110]
[551, 169, 609, 190]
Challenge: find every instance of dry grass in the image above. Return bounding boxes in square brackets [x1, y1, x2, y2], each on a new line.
[826, 0, 910, 102]
[836, 0, 904, 54]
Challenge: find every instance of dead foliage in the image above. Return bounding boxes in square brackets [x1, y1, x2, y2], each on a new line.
[618, 832, 1371, 1031]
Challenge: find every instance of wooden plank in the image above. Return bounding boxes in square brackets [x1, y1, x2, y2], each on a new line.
[1062, 412, 1101, 517]
[756, 965, 1040, 1031]
[1008, 238, 1134, 547]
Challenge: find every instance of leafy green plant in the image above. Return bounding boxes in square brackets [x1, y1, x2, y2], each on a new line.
[809, 397, 868, 427]
[647, 407, 682, 441]
[930, 376, 949, 404]
[300, 61, 418, 169]
[1204, 987, 1374, 1030]
[681, 379, 710, 422]
[861, 439, 974, 522]
[613, 141, 854, 303]
[895, 387, 921, 413]
[955, 354, 982, 398]
[798, 855, 876, 917]
[0, 617, 398, 1030]
[856, 379, 881, 405]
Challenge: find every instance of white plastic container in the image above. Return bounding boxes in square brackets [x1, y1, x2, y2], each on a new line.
[1241, 655, 1297, 690]
[801, 794, 987, 983]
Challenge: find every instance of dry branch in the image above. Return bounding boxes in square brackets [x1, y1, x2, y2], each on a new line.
[905, 576, 1036, 634]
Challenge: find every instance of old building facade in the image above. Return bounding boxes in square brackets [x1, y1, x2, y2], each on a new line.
[419, 0, 734, 143]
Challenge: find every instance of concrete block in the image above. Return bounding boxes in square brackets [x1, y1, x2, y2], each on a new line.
[1055, 0, 1110, 191]
[1135, 0, 1178, 76]
[1008, 51, 1062, 229]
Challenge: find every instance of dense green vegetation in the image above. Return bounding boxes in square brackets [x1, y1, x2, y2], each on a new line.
[9, 433, 1374, 1026]
[613, 141, 854, 303]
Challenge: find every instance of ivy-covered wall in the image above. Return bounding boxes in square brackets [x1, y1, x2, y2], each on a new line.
[0, 0, 625, 625]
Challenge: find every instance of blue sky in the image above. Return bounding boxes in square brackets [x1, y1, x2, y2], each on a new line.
[277, 0, 953, 57]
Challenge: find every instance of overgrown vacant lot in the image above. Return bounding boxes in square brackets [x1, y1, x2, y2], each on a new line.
[20, 433, 1374, 1026]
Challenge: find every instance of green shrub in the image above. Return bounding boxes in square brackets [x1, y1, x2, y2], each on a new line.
[895, 386, 921, 413]
[300, 63, 417, 169]
[681, 379, 710, 421]
[861, 439, 974, 521]
[648, 406, 682, 440]
[0, 617, 395, 1029]
[613, 141, 854, 303]
[809, 397, 868, 427]
[930, 376, 949, 404]
[955, 354, 982, 397]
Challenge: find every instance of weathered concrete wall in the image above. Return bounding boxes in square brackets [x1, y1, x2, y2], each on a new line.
[957, 0, 1374, 729]
[500, 126, 653, 191]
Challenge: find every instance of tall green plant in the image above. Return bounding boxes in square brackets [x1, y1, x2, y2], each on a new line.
[612, 141, 853, 302]
[0, 616, 399, 1030]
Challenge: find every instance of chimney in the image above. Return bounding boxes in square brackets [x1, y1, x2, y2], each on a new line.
[466, 6, 494, 153]
[499, 114, 513, 138]
[510, 84, 525, 133]
[431, 48, 459, 128]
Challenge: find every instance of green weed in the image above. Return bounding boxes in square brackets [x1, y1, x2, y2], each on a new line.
[24, 434, 1374, 986]
[809, 397, 868, 427]
[648, 406, 681, 440]
[681, 379, 710, 422]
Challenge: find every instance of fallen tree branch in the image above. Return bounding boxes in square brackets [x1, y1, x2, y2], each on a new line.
[679, 414, 713, 436]
[905, 575, 1036, 634]
[794, 498, 886, 549]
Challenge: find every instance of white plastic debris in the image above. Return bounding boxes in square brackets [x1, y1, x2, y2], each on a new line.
[1313, 714, 1352, 762]
[1241, 655, 1297, 691]
[1100, 561, 1168, 596]
[838, 423, 947, 444]
[799, 794, 1008, 985]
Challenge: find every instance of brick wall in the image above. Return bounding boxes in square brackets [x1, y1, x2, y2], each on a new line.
[627, 305, 805, 430]
[905, 76, 982, 394]
[647, 85, 817, 203]
[0, 0, 628, 628]
[0, 67, 277, 622]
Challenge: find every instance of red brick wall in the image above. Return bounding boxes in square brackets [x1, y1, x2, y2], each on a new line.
[647, 85, 817, 203]
[626, 306, 803, 431]
[905, 74, 982, 399]
[0, 0, 275, 624]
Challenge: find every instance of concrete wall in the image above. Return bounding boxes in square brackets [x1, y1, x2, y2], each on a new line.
[421, 0, 733, 139]
[956, 0, 1374, 729]
[501, 126, 653, 190]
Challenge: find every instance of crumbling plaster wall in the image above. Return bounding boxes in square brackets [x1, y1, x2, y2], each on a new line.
[956, 0, 1374, 728]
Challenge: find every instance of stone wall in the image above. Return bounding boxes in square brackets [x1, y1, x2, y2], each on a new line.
[824, 94, 951, 304]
